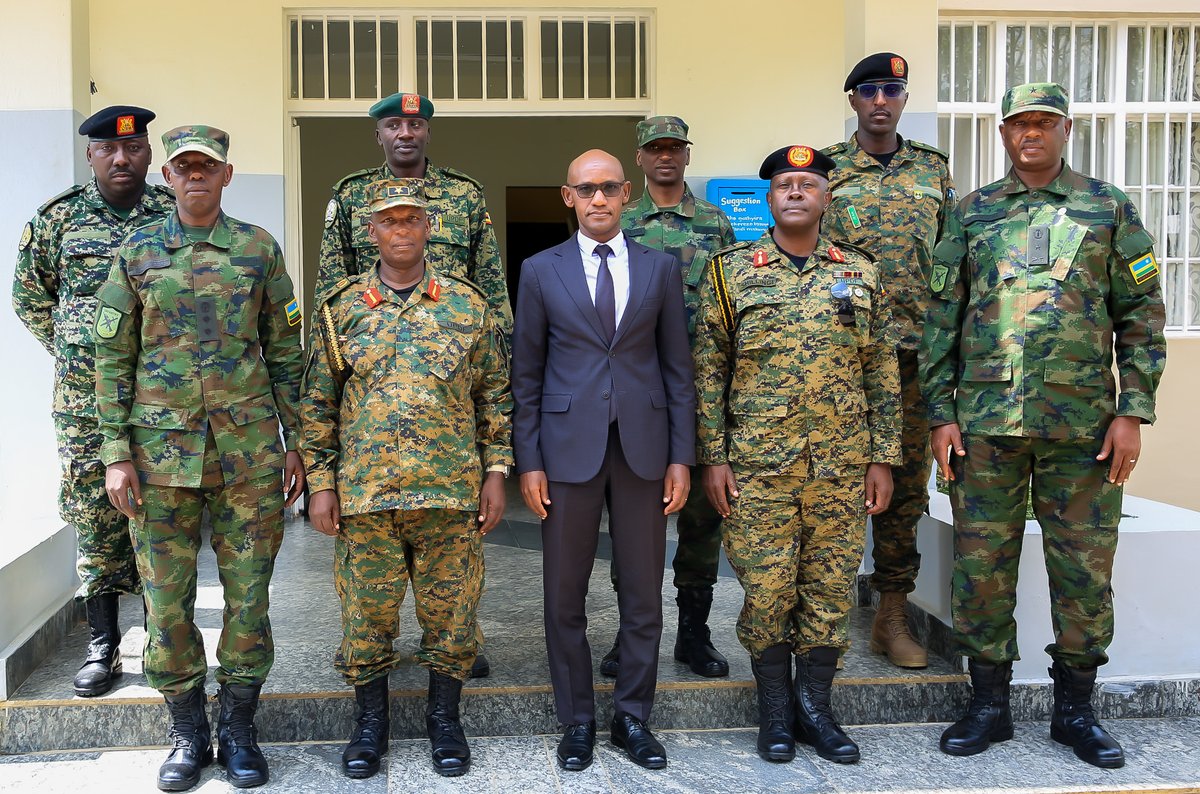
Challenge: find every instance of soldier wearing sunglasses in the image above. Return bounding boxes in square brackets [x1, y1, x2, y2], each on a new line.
[822, 53, 958, 671]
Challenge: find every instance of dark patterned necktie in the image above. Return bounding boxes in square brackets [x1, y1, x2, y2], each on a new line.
[594, 243, 616, 343]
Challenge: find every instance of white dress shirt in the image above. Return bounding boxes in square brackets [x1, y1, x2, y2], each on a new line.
[577, 230, 631, 328]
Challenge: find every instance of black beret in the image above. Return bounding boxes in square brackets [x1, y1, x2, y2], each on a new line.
[758, 145, 836, 181]
[843, 52, 908, 92]
[78, 105, 155, 140]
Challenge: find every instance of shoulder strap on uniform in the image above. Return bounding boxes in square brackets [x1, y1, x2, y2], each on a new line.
[332, 167, 379, 192]
[438, 166, 483, 189]
[821, 141, 849, 156]
[832, 240, 876, 263]
[909, 139, 949, 160]
[37, 184, 84, 214]
[437, 270, 489, 301]
[709, 254, 736, 332]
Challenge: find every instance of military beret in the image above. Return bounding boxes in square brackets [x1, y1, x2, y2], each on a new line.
[1002, 82, 1069, 119]
[78, 105, 155, 140]
[843, 52, 908, 92]
[369, 178, 428, 213]
[758, 145, 836, 181]
[637, 115, 691, 147]
[369, 92, 435, 120]
[162, 125, 230, 163]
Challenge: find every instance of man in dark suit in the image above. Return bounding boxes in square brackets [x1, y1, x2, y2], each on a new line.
[511, 149, 695, 772]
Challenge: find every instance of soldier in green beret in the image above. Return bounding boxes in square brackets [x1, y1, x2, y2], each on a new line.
[923, 83, 1167, 768]
[94, 125, 306, 791]
[303, 178, 512, 780]
[12, 105, 174, 698]
[596, 115, 736, 681]
[694, 145, 901, 765]
[822, 52, 957, 670]
[316, 91, 507, 678]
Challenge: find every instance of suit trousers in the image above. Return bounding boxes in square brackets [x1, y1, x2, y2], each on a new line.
[542, 424, 667, 725]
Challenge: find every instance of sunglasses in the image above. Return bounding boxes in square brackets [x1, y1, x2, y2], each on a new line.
[854, 82, 907, 100]
[568, 182, 625, 199]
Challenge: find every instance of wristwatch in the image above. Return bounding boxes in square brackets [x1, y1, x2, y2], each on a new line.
[486, 464, 511, 478]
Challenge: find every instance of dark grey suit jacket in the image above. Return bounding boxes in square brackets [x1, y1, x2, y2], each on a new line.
[511, 234, 696, 483]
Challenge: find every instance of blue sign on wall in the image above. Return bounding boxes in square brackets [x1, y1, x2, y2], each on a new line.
[706, 179, 771, 242]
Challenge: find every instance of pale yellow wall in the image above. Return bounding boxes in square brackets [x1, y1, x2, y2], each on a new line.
[844, 0, 940, 115]
[1127, 337, 1200, 510]
[0, 0, 87, 110]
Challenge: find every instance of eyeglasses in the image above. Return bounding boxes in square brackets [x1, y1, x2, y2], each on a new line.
[567, 182, 625, 199]
[854, 82, 907, 100]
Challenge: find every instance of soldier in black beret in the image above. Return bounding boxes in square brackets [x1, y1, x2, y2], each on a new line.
[78, 105, 156, 140]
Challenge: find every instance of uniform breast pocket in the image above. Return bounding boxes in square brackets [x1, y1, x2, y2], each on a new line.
[137, 268, 190, 340]
[428, 333, 471, 382]
[733, 291, 785, 351]
[427, 216, 472, 275]
[61, 233, 113, 296]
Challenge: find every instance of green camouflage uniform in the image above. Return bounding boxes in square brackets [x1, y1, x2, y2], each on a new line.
[693, 232, 902, 655]
[94, 210, 303, 695]
[315, 161, 512, 334]
[922, 162, 1166, 668]
[619, 184, 736, 591]
[823, 135, 956, 595]
[301, 266, 512, 684]
[12, 179, 174, 599]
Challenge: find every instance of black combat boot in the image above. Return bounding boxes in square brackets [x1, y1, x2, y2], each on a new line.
[673, 586, 730, 677]
[1049, 661, 1125, 768]
[342, 676, 390, 779]
[216, 683, 269, 788]
[751, 644, 795, 762]
[939, 659, 1014, 756]
[426, 671, 471, 777]
[73, 593, 123, 697]
[794, 647, 859, 764]
[158, 686, 213, 792]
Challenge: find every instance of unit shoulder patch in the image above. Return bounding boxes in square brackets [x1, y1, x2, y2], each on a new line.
[324, 199, 338, 228]
[95, 305, 123, 339]
[1128, 252, 1160, 285]
[285, 298, 302, 326]
[930, 264, 950, 293]
[19, 222, 32, 251]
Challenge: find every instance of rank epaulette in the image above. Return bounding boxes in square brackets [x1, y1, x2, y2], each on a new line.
[821, 141, 849, 157]
[709, 254, 735, 332]
[37, 184, 85, 215]
[438, 165, 484, 190]
[910, 139, 950, 160]
[332, 166, 385, 193]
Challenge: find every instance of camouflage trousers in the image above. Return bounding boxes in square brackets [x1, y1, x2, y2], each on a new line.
[868, 348, 930, 594]
[723, 471, 866, 657]
[130, 457, 284, 696]
[949, 435, 1121, 668]
[55, 413, 140, 600]
[610, 465, 722, 592]
[334, 509, 483, 686]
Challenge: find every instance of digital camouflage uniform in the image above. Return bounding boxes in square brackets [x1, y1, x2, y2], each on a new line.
[315, 161, 512, 335]
[922, 162, 1166, 668]
[693, 232, 902, 656]
[12, 179, 174, 599]
[94, 210, 304, 695]
[301, 266, 512, 684]
[823, 135, 955, 594]
[619, 184, 737, 592]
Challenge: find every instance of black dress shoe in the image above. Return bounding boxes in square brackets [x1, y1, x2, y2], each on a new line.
[556, 721, 596, 771]
[599, 638, 620, 678]
[609, 712, 667, 769]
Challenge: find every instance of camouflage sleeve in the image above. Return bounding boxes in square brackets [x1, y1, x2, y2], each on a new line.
[93, 254, 141, 465]
[11, 215, 58, 355]
[1108, 195, 1167, 423]
[258, 241, 305, 451]
[316, 193, 354, 306]
[299, 308, 341, 495]
[921, 204, 968, 428]
[862, 282, 903, 465]
[471, 310, 514, 470]
[692, 256, 734, 465]
[936, 165, 958, 245]
[467, 197, 514, 338]
[718, 212, 738, 250]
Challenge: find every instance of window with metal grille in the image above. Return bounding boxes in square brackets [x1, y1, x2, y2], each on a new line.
[414, 17, 525, 100]
[538, 16, 648, 100]
[938, 18, 1200, 333]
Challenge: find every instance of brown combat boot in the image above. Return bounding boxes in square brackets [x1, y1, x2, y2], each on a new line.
[869, 592, 927, 669]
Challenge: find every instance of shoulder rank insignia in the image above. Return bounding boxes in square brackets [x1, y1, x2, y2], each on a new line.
[752, 249, 769, 267]
[285, 298, 301, 326]
[19, 222, 32, 251]
[363, 287, 383, 308]
[324, 199, 337, 228]
[1128, 252, 1159, 285]
[483, 211, 492, 226]
[827, 245, 846, 263]
[428, 278, 441, 302]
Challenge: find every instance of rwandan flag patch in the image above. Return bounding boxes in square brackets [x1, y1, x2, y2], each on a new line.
[1128, 253, 1159, 285]
[285, 299, 301, 326]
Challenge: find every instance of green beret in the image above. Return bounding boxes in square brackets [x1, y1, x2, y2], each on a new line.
[1002, 82, 1069, 119]
[162, 125, 230, 162]
[369, 92, 435, 121]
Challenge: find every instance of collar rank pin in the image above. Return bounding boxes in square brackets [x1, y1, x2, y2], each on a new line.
[752, 249, 769, 267]
[827, 245, 846, 263]
[428, 278, 441, 302]
[363, 287, 383, 308]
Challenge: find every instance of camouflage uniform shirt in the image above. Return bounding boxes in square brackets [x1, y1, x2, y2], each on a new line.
[316, 161, 512, 334]
[94, 211, 304, 486]
[823, 135, 956, 350]
[693, 231, 902, 478]
[620, 184, 737, 338]
[922, 163, 1167, 438]
[12, 179, 175, 416]
[301, 265, 512, 515]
